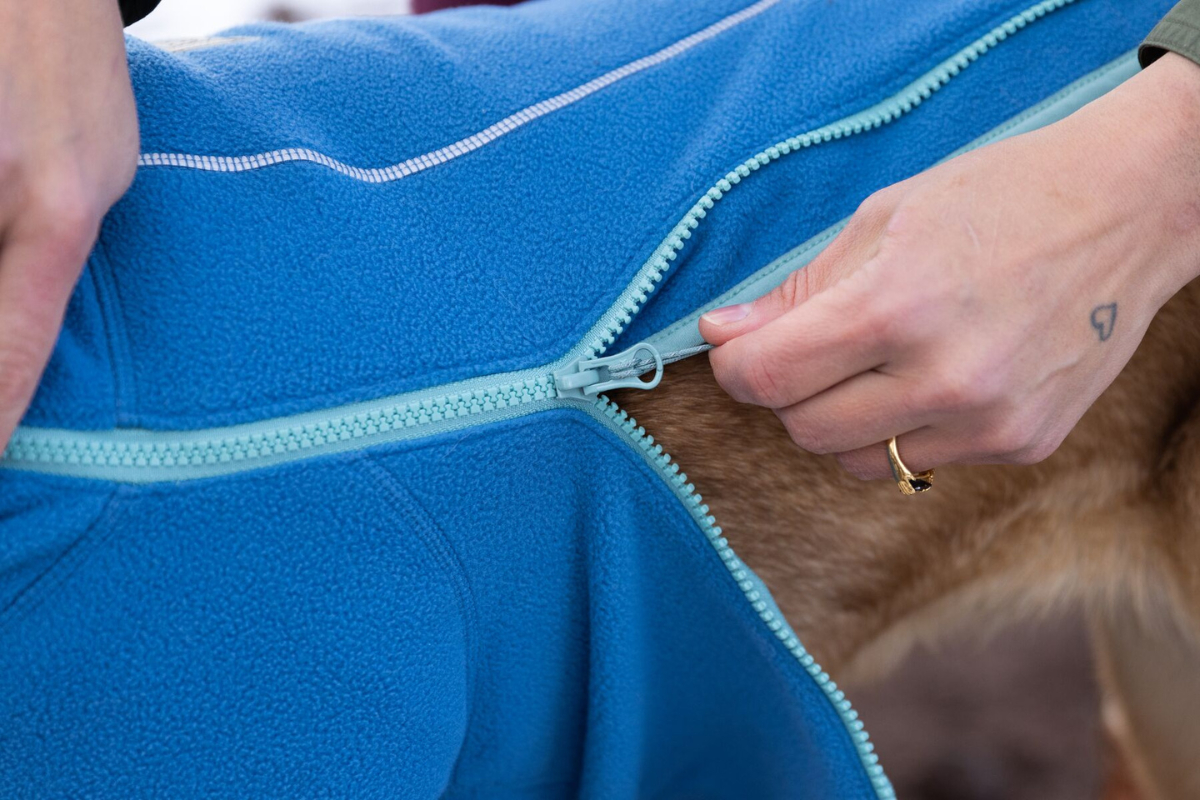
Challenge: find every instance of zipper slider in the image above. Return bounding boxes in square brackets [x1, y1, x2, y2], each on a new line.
[554, 342, 664, 400]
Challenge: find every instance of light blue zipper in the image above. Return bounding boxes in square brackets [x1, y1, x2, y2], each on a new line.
[2, 9, 1139, 797]
[2, 7, 1136, 486]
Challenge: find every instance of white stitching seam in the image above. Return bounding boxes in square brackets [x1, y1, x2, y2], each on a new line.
[137, 0, 782, 183]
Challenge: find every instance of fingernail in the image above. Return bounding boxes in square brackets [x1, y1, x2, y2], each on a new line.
[701, 303, 751, 326]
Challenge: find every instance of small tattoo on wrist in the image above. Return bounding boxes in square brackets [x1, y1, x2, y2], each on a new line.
[1091, 303, 1117, 342]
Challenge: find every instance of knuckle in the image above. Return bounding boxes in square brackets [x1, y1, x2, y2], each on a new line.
[1007, 434, 1060, 466]
[854, 185, 902, 226]
[880, 202, 918, 246]
[780, 411, 832, 454]
[922, 369, 978, 412]
[851, 191, 888, 227]
[835, 452, 875, 481]
[737, 346, 787, 407]
[24, 174, 102, 250]
[921, 360, 1006, 414]
[872, 280, 947, 347]
[0, 340, 44, 407]
[981, 414, 1040, 459]
[855, 291, 907, 349]
[850, 264, 941, 350]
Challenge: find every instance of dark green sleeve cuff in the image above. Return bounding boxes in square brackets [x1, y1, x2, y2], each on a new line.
[1142, 0, 1200, 67]
[119, 0, 162, 27]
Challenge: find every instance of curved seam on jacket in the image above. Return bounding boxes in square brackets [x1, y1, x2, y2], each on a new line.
[7, 0, 1091, 475]
[554, 406, 883, 798]
[0, 486, 125, 636]
[105, 0, 1070, 431]
[358, 454, 482, 772]
[647, 15, 1132, 349]
[90, 239, 138, 425]
[135, 0, 783, 182]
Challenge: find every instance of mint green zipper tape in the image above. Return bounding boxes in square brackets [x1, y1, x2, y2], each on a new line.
[3, 0, 1123, 488]
[1, 6, 1133, 799]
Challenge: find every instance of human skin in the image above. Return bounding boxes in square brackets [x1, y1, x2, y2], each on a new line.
[701, 52, 1200, 482]
[0, 0, 137, 453]
[0, 9, 1195, 483]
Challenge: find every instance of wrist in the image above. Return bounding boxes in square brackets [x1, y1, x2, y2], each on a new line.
[1114, 53, 1200, 297]
[1054, 52, 1200, 306]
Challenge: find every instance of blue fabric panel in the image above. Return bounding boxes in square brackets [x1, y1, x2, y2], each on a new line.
[24, 265, 118, 428]
[0, 476, 113, 613]
[0, 413, 877, 798]
[0, 459, 470, 798]
[22, 0, 1170, 429]
[3, 1, 1167, 796]
[372, 412, 873, 798]
[618, 0, 1172, 345]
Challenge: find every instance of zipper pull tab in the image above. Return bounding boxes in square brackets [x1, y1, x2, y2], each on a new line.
[555, 342, 664, 400]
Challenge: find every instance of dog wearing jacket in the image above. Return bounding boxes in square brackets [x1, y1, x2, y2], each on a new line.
[0, 0, 1188, 797]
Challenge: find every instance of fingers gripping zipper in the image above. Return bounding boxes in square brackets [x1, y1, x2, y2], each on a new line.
[4, 6, 1093, 795]
[6, 0, 1078, 485]
[554, 343, 664, 399]
[572, 0, 1081, 366]
[586, 395, 892, 798]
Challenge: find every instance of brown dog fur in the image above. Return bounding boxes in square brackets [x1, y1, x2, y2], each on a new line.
[614, 276, 1200, 799]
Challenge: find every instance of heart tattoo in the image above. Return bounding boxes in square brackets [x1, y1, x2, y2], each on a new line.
[1090, 303, 1117, 342]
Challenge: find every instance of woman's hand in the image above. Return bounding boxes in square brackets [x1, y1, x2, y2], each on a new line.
[0, 0, 137, 451]
[700, 53, 1200, 480]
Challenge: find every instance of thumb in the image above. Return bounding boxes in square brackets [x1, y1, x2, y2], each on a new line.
[701, 186, 900, 346]
[699, 267, 818, 346]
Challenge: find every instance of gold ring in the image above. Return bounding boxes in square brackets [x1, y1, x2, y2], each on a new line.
[887, 436, 934, 496]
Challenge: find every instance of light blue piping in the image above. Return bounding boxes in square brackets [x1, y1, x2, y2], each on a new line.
[635, 50, 1140, 374]
[0, 11, 1138, 800]
[137, 0, 784, 183]
[3, 2, 1131, 487]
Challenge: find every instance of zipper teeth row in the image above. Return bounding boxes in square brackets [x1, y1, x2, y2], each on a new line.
[584, 8, 1079, 794]
[1, 2, 1081, 793]
[584, 0, 1076, 361]
[5, 0, 1073, 478]
[593, 395, 895, 800]
[6, 376, 555, 469]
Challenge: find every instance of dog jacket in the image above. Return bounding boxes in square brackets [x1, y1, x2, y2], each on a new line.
[0, 0, 1170, 797]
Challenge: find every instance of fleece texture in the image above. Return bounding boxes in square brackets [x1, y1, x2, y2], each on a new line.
[0, 0, 1171, 797]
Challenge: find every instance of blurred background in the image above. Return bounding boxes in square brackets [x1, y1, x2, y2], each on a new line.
[129, 2, 1112, 798]
[127, 0, 409, 39]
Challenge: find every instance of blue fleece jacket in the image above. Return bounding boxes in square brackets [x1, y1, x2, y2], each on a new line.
[0, 0, 1170, 797]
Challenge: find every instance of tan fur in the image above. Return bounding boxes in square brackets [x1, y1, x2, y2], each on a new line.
[615, 277, 1200, 799]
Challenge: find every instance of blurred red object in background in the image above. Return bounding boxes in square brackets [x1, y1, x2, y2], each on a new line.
[412, 0, 524, 11]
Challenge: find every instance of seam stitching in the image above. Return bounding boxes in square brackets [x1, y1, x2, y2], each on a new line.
[557, 405, 886, 798]
[357, 455, 481, 758]
[649, 52, 1132, 348]
[136, 0, 782, 182]
[0, 486, 125, 636]
[93, 236, 140, 424]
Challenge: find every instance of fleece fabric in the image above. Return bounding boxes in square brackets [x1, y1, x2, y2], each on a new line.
[0, 0, 1172, 797]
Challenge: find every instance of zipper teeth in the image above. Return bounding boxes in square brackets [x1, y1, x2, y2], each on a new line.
[7, 0, 1074, 485]
[0, 3, 1079, 792]
[581, 7, 1081, 793]
[583, 0, 1076, 362]
[593, 394, 895, 800]
[6, 376, 555, 469]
